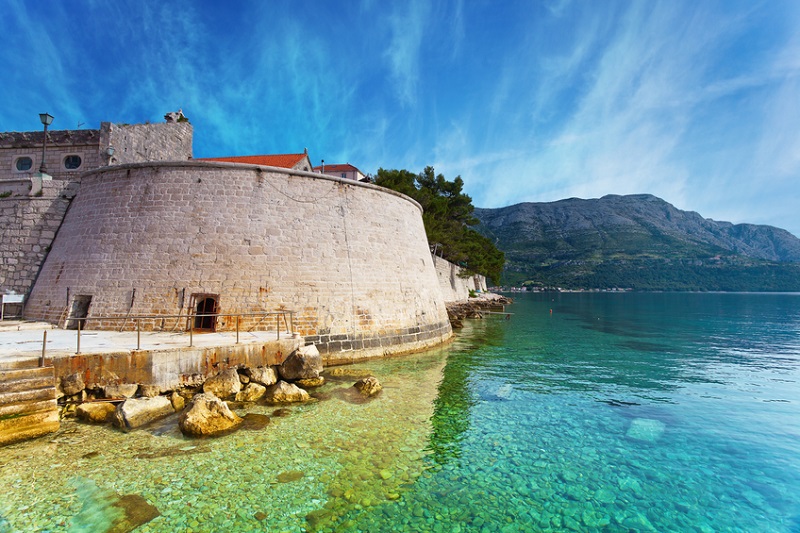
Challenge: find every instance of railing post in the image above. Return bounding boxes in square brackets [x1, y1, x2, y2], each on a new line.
[40, 330, 47, 367]
[236, 315, 240, 344]
[189, 317, 193, 347]
[277, 314, 280, 340]
[290, 311, 294, 336]
[137, 319, 141, 350]
[76, 318, 81, 354]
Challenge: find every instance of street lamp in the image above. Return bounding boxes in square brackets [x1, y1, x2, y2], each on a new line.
[38, 113, 54, 174]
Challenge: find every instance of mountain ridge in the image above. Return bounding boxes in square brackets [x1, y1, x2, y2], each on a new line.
[474, 194, 800, 290]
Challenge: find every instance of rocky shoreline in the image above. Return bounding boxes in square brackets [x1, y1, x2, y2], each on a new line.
[446, 293, 513, 328]
[59, 344, 383, 438]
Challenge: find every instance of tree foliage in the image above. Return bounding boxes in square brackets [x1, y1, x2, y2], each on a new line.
[375, 167, 505, 284]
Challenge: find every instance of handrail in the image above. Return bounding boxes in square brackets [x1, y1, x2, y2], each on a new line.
[64, 311, 295, 354]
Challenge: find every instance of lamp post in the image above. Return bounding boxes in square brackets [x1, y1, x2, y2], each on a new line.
[321, 159, 325, 174]
[38, 113, 54, 174]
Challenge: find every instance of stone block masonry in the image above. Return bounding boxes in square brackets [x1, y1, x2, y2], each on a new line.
[0, 180, 78, 298]
[25, 162, 453, 362]
[432, 255, 488, 303]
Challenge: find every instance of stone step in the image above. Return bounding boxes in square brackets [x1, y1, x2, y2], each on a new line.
[0, 358, 43, 372]
[0, 409, 60, 447]
[0, 367, 55, 393]
[0, 398, 57, 418]
[0, 386, 57, 408]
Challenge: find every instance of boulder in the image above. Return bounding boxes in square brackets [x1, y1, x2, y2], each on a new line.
[203, 368, 242, 399]
[103, 384, 139, 399]
[279, 345, 322, 381]
[61, 373, 85, 396]
[76, 402, 117, 423]
[238, 372, 250, 384]
[264, 381, 310, 404]
[354, 377, 382, 397]
[138, 384, 162, 398]
[170, 391, 185, 411]
[245, 366, 279, 386]
[179, 393, 242, 437]
[296, 377, 325, 388]
[235, 383, 267, 402]
[113, 396, 174, 431]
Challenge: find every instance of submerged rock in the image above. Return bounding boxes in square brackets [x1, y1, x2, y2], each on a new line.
[203, 368, 242, 399]
[113, 396, 174, 432]
[179, 393, 242, 437]
[68, 477, 159, 533]
[353, 376, 382, 397]
[279, 345, 322, 381]
[626, 418, 666, 443]
[296, 377, 325, 388]
[264, 381, 310, 403]
[76, 402, 117, 424]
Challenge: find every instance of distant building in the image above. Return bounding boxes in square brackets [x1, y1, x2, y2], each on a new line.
[199, 150, 313, 172]
[313, 163, 368, 182]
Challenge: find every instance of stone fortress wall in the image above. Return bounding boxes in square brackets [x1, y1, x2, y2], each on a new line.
[0, 121, 192, 303]
[433, 255, 487, 302]
[24, 162, 454, 363]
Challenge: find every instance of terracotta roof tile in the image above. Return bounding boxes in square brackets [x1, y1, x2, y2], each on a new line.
[312, 163, 361, 173]
[199, 154, 307, 169]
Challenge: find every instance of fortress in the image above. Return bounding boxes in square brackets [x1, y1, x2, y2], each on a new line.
[1, 114, 486, 363]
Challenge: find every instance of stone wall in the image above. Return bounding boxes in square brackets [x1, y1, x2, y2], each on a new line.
[432, 255, 488, 303]
[0, 180, 78, 298]
[24, 162, 452, 362]
[101, 122, 193, 165]
[0, 129, 105, 182]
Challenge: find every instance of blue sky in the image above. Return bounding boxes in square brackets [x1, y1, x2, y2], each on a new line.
[2, 0, 799, 236]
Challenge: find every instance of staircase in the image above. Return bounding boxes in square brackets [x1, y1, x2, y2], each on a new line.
[0, 360, 59, 446]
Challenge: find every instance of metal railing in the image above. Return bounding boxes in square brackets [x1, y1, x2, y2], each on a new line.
[61, 311, 295, 355]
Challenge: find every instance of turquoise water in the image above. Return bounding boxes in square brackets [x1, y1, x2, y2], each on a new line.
[1, 292, 799, 532]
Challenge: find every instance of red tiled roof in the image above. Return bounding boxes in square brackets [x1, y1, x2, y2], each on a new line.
[312, 163, 361, 173]
[199, 154, 307, 169]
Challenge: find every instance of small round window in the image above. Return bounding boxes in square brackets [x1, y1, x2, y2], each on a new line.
[64, 155, 82, 170]
[15, 157, 33, 171]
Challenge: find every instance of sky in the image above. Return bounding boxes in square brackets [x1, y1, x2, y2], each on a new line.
[2, 0, 799, 236]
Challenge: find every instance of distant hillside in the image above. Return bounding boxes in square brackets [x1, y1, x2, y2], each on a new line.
[475, 194, 800, 291]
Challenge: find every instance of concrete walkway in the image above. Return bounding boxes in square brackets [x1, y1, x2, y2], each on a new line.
[0, 320, 296, 366]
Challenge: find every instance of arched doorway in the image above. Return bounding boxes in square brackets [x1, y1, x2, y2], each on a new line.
[194, 296, 218, 331]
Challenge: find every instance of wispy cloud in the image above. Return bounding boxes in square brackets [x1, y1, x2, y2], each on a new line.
[381, 0, 431, 107]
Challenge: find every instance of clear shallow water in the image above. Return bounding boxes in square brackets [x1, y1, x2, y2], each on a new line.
[1, 292, 799, 532]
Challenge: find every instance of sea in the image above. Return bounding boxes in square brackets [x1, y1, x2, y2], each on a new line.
[1, 292, 799, 532]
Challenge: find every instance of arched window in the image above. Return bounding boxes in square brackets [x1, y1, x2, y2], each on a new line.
[15, 157, 33, 171]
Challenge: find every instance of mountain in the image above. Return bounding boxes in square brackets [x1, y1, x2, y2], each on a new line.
[474, 194, 800, 291]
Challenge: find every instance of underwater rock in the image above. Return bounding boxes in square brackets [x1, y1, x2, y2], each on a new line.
[626, 418, 666, 443]
[68, 477, 159, 533]
[325, 367, 374, 378]
[235, 382, 267, 402]
[76, 402, 117, 424]
[240, 413, 271, 430]
[276, 470, 305, 483]
[179, 392, 242, 437]
[113, 396, 174, 432]
[279, 344, 322, 380]
[353, 376, 382, 397]
[102, 384, 139, 399]
[246, 366, 279, 386]
[203, 368, 242, 400]
[61, 372, 85, 396]
[271, 408, 292, 417]
[263, 381, 310, 403]
[296, 377, 325, 388]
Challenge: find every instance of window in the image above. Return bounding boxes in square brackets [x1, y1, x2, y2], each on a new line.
[15, 157, 33, 171]
[64, 155, 82, 170]
[341, 173, 347, 179]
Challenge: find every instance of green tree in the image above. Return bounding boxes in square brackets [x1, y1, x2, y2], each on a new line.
[375, 167, 505, 284]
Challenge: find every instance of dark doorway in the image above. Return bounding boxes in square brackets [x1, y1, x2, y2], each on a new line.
[194, 296, 218, 331]
[66, 295, 92, 330]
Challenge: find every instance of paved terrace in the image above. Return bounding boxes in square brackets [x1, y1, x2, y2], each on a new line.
[0, 321, 303, 391]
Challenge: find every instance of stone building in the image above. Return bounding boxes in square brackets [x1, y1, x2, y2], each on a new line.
[0, 113, 480, 361]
